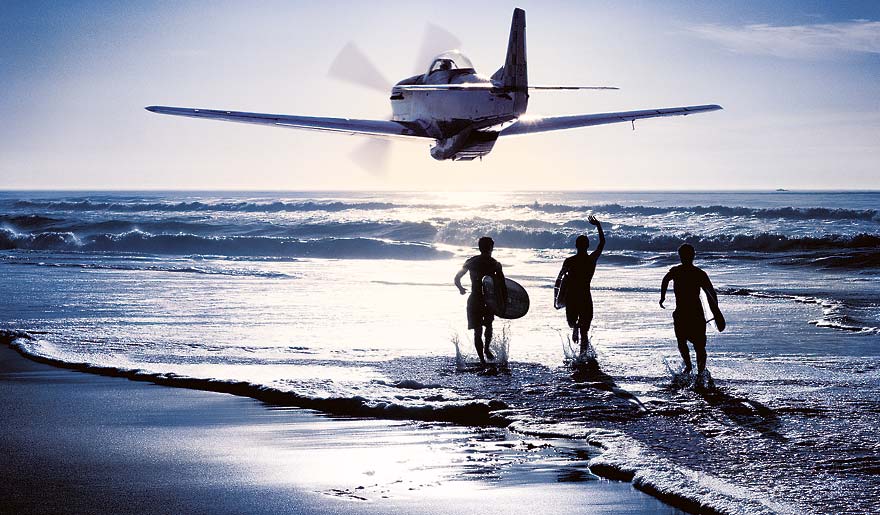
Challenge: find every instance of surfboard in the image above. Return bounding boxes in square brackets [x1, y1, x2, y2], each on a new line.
[700, 290, 726, 332]
[553, 271, 568, 310]
[482, 275, 530, 319]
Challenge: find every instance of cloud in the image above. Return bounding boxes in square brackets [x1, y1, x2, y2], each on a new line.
[689, 20, 880, 59]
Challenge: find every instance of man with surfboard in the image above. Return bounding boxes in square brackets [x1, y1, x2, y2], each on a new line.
[454, 237, 507, 364]
[660, 244, 725, 383]
[555, 215, 605, 355]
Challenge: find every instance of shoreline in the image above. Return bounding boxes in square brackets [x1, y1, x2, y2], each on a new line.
[0, 335, 683, 515]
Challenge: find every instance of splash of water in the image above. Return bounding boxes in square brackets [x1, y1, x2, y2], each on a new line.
[558, 328, 598, 365]
[663, 357, 715, 390]
[451, 322, 511, 371]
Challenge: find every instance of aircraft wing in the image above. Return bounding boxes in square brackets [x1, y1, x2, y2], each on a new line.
[500, 104, 722, 136]
[145, 106, 429, 140]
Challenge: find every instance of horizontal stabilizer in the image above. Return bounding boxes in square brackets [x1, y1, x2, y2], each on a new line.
[393, 84, 618, 92]
[529, 85, 618, 90]
[500, 104, 722, 136]
[145, 106, 429, 140]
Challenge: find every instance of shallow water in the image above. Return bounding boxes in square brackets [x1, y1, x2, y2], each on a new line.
[1, 191, 878, 514]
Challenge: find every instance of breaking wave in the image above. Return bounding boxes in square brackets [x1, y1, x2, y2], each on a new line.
[0, 228, 450, 259]
[15, 199, 880, 222]
[437, 222, 880, 252]
[0, 257, 294, 278]
[3, 223, 877, 265]
[522, 203, 880, 222]
[723, 288, 880, 334]
[0, 215, 438, 241]
[14, 199, 880, 223]
[10, 199, 407, 213]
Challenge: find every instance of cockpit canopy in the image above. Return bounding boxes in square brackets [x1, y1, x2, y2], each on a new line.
[426, 51, 474, 75]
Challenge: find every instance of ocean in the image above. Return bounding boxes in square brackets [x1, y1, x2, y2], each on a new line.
[1, 191, 878, 514]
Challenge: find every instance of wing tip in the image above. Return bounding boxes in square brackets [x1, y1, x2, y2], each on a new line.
[687, 104, 723, 113]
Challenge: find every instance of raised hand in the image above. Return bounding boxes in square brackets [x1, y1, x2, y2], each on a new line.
[588, 215, 600, 226]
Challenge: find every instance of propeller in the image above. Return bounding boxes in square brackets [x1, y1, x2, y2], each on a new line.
[329, 24, 462, 175]
[327, 42, 394, 175]
[414, 24, 462, 74]
[327, 42, 392, 93]
[348, 138, 392, 175]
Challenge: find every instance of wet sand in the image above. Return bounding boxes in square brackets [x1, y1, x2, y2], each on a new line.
[0, 344, 682, 514]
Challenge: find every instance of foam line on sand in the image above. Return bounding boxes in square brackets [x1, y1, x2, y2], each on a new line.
[0, 344, 681, 515]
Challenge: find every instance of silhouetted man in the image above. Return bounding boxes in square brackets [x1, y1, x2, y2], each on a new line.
[454, 237, 505, 364]
[556, 215, 605, 354]
[660, 243, 719, 380]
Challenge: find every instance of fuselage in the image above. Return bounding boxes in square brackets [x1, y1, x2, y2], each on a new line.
[389, 52, 526, 160]
[391, 71, 516, 136]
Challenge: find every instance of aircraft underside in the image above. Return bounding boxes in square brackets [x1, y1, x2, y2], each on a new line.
[392, 86, 518, 160]
[429, 125, 503, 161]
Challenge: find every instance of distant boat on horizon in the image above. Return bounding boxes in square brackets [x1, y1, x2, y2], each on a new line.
[776, 188, 789, 192]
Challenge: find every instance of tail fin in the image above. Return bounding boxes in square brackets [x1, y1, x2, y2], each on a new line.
[500, 8, 528, 114]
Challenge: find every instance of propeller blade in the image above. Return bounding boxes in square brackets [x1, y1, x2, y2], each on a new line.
[414, 24, 462, 73]
[328, 42, 392, 93]
[349, 138, 391, 175]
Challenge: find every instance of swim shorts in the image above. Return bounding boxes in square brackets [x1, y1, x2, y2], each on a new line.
[565, 293, 593, 329]
[673, 309, 707, 343]
[467, 294, 494, 330]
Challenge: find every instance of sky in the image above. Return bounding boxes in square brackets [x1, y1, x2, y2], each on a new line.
[1, 0, 878, 190]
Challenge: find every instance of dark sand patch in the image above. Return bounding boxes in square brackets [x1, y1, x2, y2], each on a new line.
[0, 344, 681, 514]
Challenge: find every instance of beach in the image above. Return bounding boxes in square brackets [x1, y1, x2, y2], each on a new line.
[1, 191, 878, 514]
[0, 343, 679, 515]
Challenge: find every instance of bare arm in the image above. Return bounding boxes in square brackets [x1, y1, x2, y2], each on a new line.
[701, 271, 718, 304]
[555, 262, 568, 285]
[660, 271, 672, 308]
[496, 264, 508, 302]
[454, 268, 468, 295]
[589, 215, 605, 258]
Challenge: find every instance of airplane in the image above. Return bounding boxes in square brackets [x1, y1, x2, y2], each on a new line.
[146, 8, 721, 162]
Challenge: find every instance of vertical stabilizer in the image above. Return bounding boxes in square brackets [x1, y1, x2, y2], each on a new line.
[502, 8, 528, 114]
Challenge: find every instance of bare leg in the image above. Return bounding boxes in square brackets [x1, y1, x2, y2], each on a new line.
[571, 327, 579, 343]
[580, 299, 594, 355]
[473, 329, 485, 364]
[579, 322, 592, 355]
[484, 325, 494, 361]
[693, 338, 707, 375]
[677, 338, 693, 374]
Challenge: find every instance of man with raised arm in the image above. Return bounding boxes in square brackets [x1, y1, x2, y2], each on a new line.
[454, 237, 506, 364]
[556, 215, 605, 355]
[660, 243, 722, 383]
